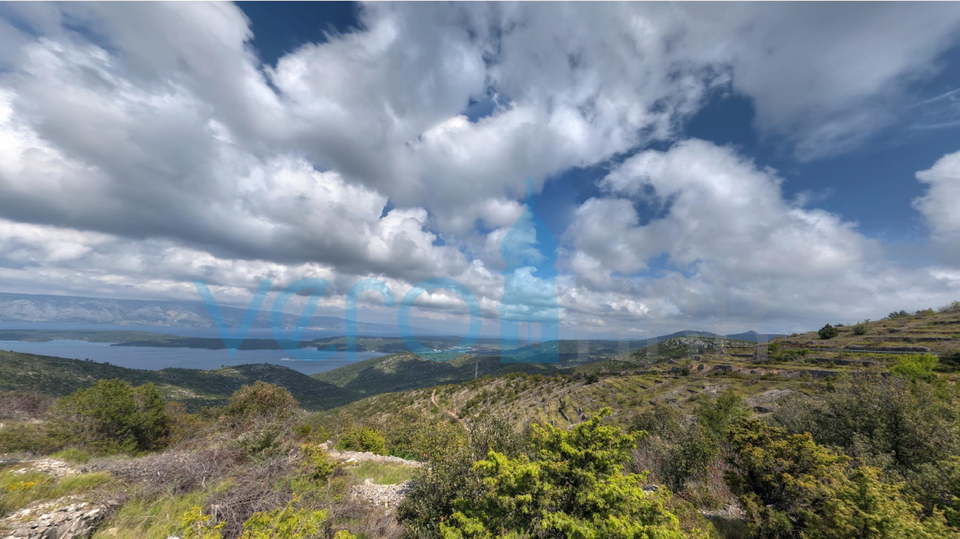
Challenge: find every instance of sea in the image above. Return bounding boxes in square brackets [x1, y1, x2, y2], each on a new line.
[0, 323, 387, 375]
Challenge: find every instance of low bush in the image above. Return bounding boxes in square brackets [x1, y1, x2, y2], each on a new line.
[890, 353, 939, 382]
[220, 382, 299, 426]
[853, 320, 869, 335]
[220, 382, 301, 460]
[336, 426, 386, 455]
[774, 376, 960, 472]
[939, 301, 960, 313]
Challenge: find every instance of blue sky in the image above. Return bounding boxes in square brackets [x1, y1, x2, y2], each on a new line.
[1, 2, 960, 338]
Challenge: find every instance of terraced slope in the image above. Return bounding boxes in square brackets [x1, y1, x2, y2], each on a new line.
[778, 306, 960, 357]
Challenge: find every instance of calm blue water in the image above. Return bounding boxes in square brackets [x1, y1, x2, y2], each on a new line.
[0, 324, 386, 375]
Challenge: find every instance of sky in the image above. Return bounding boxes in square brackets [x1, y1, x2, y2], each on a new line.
[1, 2, 960, 339]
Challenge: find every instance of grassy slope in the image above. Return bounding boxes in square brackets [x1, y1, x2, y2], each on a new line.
[315, 308, 960, 432]
[0, 350, 356, 410]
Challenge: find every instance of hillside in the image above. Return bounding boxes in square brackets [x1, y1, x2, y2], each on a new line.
[778, 305, 960, 356]
[311, 334, 771, 397]
[313, 352, 556, 397]
[314, 307, 960, 434]
[0, 350, 356, 410]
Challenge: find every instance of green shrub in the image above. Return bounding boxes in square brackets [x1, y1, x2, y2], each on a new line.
[890, 353, 939, 382]
[397, 415, 525, 539]
[659, 422, 719, 494]
[298, 443, 336, 482]
[853, 320, 869, 335]
[337, 426, 386, 455]
[696, 390, 750, 441]
[725, 418, 955, 539]
[825, 466, 958, 539]
[907, 457, 960, 528]
[818, 324, 839, 340]
[940, 301, 960, 313]
[630, 404, 682, 439]
[237, 500, 330, 539]
[220, 382, 299, 459]
[773, 376, 960, 472]
[438, 408, 690, 539]
[166, 401, 211, 446]
[177, 506, 226, 539]
[48, 379, 170, 454]
[221, 381, 298, 425]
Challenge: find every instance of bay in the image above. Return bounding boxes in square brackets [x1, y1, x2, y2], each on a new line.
[0, 323, 386, 375]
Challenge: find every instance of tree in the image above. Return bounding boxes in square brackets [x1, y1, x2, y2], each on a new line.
[49, 379, 170, 454]
[439, 408, 692, 539]
[818, 324, 839, 340]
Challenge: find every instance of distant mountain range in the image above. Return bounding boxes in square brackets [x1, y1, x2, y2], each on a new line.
[0, 291, 402, 334]
[0, 292, 782, 342]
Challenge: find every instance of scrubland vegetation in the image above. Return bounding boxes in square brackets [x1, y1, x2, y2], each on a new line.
[4, 302, 960, 537]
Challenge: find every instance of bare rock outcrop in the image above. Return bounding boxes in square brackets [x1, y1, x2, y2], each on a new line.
[348, 479, 413, 509]
[1, 498, 119, 539]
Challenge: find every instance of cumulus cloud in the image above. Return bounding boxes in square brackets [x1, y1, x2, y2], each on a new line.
[915, 150, 960, 261]
[563, 140, 960, 334]
[1, 2, 960, 336]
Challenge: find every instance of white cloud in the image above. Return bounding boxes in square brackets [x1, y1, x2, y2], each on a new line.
[562, 140, 960, 334]
[1, 3, 960, 336]
[915, 150, 960, 261]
